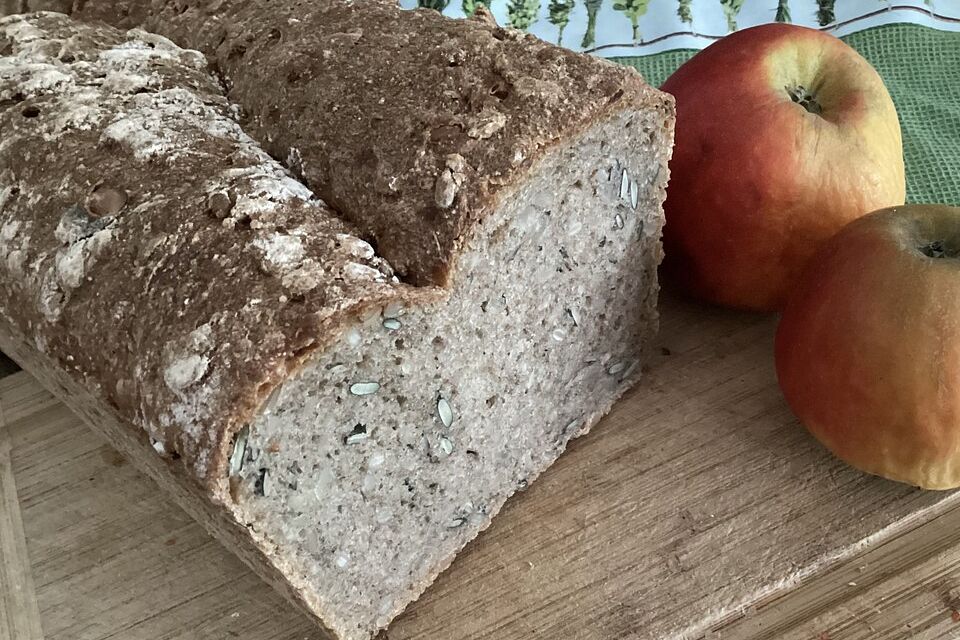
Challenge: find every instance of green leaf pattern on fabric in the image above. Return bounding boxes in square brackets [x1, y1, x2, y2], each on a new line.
[418, 0, 451, 10]
[508, 0, 542, 29]
[776, 0, 791, 22]
[581, 0, 603, 47]
[816, 0, 835, 26]
[613, 0, 653, 42]
[548, 0, 577, 43]
[462, 0, 490, 16]
[408, 1, 957, 60]
[719, 0, 746, 31]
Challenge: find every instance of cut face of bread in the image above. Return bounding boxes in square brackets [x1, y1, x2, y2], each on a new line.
[234, 108, 669, 638]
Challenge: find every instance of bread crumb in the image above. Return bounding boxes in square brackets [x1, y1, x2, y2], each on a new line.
[434, 154, 467, 209]
[253, 232, 305, 271]
[466, 109, 506, 140]
[342, 262, 384, 281]
[163, 353, 209, 391]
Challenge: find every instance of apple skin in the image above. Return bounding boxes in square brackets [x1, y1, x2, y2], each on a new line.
[776, 205, 960, 490]
[661, 23, 905, 311]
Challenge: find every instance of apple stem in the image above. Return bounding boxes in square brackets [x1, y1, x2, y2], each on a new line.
[786, 85, 823, 116]
[919, 240, 955, 259]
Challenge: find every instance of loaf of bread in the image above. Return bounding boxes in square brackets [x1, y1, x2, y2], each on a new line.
[0, 7, 674, 640]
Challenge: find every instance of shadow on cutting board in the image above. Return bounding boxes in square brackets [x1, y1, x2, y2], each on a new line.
[0, 352, 19, 377]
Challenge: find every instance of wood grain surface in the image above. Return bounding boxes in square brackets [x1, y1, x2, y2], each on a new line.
[2, 294, 959, 640]
[780, 538, 960, 640]
[714, 498, 960, 640]
[0, 382, 42, 640]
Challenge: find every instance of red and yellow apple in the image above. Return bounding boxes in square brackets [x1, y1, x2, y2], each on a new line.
[661, 23, 905, 311]
[776, 205, 960, 490]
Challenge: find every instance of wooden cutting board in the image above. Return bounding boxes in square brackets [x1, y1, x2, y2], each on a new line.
[3, 293, 960, 640]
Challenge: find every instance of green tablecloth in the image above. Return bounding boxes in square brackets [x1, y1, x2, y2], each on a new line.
[615, 24, 960, 206]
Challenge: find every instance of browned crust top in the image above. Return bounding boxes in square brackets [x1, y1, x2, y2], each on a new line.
[0, 12, 421, 486]
[133, 0, 668, 285]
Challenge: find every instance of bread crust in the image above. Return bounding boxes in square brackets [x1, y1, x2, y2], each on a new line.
[0, 12, 437, 490]
[71, 0, 673, 286]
